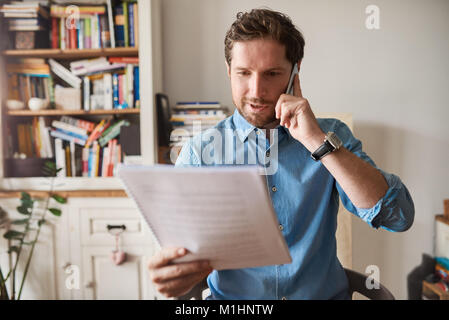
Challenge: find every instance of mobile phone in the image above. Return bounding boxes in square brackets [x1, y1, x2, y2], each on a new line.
[285, 63, 299, 95]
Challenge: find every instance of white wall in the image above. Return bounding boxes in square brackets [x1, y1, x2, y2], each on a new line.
[160, 0, 449, 299]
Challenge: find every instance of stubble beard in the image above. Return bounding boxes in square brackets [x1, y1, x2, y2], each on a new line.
[235, 98, 277, 128]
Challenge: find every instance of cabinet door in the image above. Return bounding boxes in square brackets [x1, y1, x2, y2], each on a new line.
[68, 198, 161, 300]
[82, 246, 156, 300]
[0, 197, 69, 299]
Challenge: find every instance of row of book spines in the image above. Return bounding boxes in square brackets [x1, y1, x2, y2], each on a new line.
[114, 1, 138, 48]
[16, 118, 53, 159]
[6, 67, 140, 110]
[112, 66, 140, 109]
[85, 139, 122, 177]
[54, 138, 121, 178]
[7, 73, 52, 103]
[82, 66, 140, 111]
[50, 1, 138, 49]
[51, 15, 110, 50]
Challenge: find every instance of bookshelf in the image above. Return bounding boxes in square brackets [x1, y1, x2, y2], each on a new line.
[2, 47, 139, 58]
[0, 0, 163, 190]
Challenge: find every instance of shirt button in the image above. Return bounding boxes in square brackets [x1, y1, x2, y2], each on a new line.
[272, 186, 277, 192]
[279, 224, 284, 231]
[281, 297, 287, 300]
[266, 151, 270, 157]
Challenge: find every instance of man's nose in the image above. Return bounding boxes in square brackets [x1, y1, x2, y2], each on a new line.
[249, 74, 266, 97]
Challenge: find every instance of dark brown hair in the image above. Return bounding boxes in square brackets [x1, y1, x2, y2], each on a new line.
[224, 8, 305, 66]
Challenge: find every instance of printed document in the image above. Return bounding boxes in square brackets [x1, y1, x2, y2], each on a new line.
[117, 165, 292, 270]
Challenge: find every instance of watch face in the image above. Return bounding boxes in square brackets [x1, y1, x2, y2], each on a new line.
[327, 132, 342, 149]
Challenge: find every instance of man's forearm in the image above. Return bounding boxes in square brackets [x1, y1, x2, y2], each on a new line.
[304, 132, 388, 209]
[320, 147, 388, 209]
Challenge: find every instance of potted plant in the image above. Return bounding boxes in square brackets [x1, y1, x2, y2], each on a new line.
[0, 161, 66, 300]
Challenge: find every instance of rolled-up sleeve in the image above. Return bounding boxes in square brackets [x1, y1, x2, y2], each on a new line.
[333, 120, 415, 232]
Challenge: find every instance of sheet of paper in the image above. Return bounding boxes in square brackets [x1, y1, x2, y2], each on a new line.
[117, 164, 292, 270]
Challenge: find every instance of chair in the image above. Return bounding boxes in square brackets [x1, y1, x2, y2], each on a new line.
[180, 268, 395, 300]
[344, 268, 395, 300]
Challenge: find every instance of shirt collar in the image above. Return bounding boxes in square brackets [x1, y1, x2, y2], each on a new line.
[232, 108, 292, 143]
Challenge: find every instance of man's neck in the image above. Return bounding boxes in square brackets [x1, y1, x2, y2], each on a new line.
[261, 119, 280, 130]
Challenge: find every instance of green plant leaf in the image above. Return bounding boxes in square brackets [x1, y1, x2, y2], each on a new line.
[16, 206, 31, 215]
[3, 230, 24, 240]
[8, 246, 20, 254]
[48, 208, 62, 217]
[51, 194, 67, 204]
[11, 218, 29, 225]
[22, 241, 36, 246]
[20, 192, 31, 201]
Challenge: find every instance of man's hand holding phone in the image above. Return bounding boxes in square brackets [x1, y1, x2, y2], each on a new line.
[148, 247, 213, 298]
[276, 62, 326, 153]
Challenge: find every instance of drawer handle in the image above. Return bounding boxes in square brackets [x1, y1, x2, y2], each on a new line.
[107, 224, 126, 231]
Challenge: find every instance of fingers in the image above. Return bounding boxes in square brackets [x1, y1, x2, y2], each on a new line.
[293, 73, 303, 98]
[148, 247, 188, 269]
[155, 268, 212, 298]
[150, 260, 211, 283]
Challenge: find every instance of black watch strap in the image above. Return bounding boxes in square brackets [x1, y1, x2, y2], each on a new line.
[311, 140, 335, 161]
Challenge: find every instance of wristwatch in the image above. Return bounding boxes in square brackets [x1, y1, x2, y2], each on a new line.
[311, 132, 342, 161]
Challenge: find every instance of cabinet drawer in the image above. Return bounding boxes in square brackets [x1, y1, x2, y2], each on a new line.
[79, 207, 153, 246]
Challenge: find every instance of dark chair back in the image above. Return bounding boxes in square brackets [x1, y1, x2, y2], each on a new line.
[155, 93, 173, 147]
[344, 268, 395, 300]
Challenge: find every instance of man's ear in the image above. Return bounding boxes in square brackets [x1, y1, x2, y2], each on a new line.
[225, 60, 231, 78]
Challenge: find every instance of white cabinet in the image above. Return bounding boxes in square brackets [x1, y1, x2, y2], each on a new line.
[66, 197, 162, 300]
[0, 195, 164, 300]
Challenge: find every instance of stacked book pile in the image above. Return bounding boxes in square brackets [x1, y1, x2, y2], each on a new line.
[169, 102, 228, 149]
[0, 1, 50, 31]
[49, 0, 138, 49]
[6, 58, 54, 106]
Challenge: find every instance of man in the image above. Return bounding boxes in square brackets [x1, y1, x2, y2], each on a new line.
[148, 8, 414, 300]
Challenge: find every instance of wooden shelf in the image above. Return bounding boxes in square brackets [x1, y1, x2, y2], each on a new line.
[0, 189, 127, 199]
[7, 108, 141, 117]
[2, 47, 139, 59]
[422, 281, 449, 300]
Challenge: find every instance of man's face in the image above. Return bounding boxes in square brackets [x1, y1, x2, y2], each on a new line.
[227, 38, 293, 128]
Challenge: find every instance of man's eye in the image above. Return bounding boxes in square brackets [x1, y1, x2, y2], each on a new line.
[238, 72, 250, 76]
[268, 72, 279, 77]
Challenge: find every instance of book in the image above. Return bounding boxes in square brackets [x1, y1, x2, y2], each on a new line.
[83, 76, 90, 111]
[112, 73, 119, 108]
[48, 58, 82, 89]
[128, 1, 134, 47]
[114, 3, 124, 47]
[52, 120, 88, 137]
[98, 119, 129, 147]
[54, 138, 65, 177]
[123, 1, 128, 47]
[106, 0, 116, 48]
[50, 128, 86, 146]
[103, 73, 113, 110]
[133, 65, 139, 108]
[85, 118, 111, 147]
[60, 116, 95, 133]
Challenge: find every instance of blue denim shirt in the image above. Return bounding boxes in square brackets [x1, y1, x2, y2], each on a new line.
[175, 109, 414, 300]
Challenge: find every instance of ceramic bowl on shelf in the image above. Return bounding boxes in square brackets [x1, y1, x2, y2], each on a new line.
[28, 98, 49, 111]
[5, 99, 25, 110]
